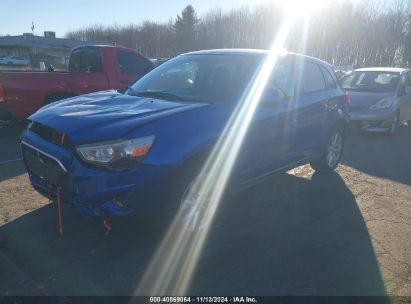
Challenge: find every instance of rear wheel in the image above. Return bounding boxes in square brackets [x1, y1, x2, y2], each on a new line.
[311, 127, 344, 173]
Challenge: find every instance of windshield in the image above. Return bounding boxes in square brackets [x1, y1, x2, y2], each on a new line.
[128, 54, 262, 103]
[341, 71, 400, 93]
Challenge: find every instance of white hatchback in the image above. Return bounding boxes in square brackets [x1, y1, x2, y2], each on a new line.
[0, 55, 30, 66]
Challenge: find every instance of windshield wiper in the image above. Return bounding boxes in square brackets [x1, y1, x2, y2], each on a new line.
[133, 91, 192, 101]
[125, 85, 137, 95]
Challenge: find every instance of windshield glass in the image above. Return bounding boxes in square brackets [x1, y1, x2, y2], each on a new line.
[128, 54, 262, 103]
[341, 71, 400, 92]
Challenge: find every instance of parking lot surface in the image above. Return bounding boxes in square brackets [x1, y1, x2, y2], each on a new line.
[0, 124, 410, 296]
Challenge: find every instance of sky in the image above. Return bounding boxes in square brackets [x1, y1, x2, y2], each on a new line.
[0, 0, 261, 38]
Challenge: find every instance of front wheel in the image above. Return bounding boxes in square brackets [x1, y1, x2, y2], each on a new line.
[178, 173, 215, 232]
[310, 128, 344, 173]
[165, 163, 223, 233]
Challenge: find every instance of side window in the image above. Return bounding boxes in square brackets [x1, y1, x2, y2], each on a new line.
[321, 66, 337, 89]
[297, 61, 327, 94]
[68, 49, 102, 73]
[116, 51, 150, 75]
[267, 60, 295, 97]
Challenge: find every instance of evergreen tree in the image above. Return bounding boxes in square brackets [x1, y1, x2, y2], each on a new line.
[174, 5, 199, 54]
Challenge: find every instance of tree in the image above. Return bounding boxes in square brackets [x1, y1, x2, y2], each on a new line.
[66, 1, 411, 66]
[174, 5, 199, 54]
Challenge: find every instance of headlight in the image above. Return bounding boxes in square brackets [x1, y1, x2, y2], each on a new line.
[369, 98, 392, 110]
[77, 136, 155, 171]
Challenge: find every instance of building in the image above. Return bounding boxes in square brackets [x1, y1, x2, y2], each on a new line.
[0, 32, 92, 69]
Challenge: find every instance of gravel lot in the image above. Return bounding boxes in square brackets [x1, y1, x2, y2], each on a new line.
[0, 123, 410, 296]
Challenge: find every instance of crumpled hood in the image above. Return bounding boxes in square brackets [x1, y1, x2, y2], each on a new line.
[348, 91, 394, 108]
[29, 90, 207, 142]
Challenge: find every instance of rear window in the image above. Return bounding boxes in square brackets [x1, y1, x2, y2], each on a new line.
[68, 48, 103, 73]
[116, 51, 151, 75]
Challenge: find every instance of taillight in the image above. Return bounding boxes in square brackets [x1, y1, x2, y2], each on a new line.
[0, 84, 4, 102]
[344, 90, 351, 105]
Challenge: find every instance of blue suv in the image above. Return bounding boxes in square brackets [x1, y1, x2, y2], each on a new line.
[21, 50, 348, 222]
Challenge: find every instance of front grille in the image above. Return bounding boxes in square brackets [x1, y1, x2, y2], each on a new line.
[349, 106, 366, 112]
[22, 143, 76, 192]
[29, 121, 71, 148]
[349, 120, 363, 128]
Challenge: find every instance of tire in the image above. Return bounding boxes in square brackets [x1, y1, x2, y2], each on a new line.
[310, 127, 345, 173]
[388, 112, 400, 136]
[162, 161, 219, 232]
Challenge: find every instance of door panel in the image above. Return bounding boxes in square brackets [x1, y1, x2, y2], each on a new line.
[232, 59, 298, 186]
[295, 90, 337, 157]
[233, 99, 298, 185]
[292, 61, 338, 159]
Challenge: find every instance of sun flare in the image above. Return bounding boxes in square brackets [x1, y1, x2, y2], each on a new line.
[280, 0, 330, 17]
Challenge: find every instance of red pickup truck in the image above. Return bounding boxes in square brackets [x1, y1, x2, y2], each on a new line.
[0, 45, 152, 121]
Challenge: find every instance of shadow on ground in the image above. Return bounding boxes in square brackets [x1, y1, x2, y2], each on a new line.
[342, 126, 411, 186]
[0, 171, 387, 298]
[0, 121, 27, 139]
[0, 162, 26, 182]
[0, 122, 26, 181]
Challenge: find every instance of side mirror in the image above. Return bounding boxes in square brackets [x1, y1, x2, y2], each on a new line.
[260, 87, 285, 107]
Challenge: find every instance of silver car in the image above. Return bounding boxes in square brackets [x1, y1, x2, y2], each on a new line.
[342, 68, 411, 135]
[0, 55, 30, 66]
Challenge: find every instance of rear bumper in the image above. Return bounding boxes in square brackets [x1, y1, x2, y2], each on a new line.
[349, 110, 395, 132]
[21, 130, 173, 218]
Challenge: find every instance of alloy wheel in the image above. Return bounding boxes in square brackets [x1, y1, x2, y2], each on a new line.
[179, 175, 213, 232]
[326, 132, 343, 168]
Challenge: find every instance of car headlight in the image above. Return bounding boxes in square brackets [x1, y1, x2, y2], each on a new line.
[76, 136, 155, 171]
[369, 98, 392, 110]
